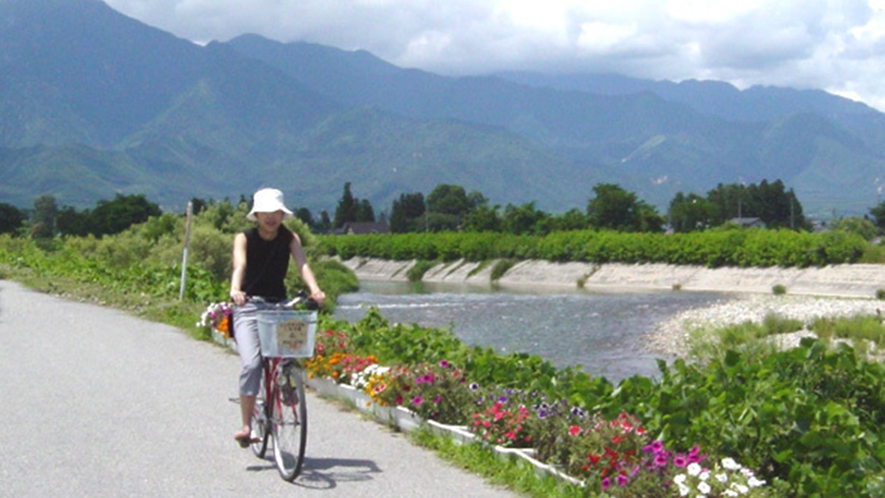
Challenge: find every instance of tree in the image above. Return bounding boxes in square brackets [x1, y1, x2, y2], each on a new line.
[333, 182, 358, 228]
[295, 207, 315, 228]
[869, 201, 885, 233]
[56, 205, 92, 237]
[91, 194, 161, 236]
[706, 183, 745, 225]
[587, 183, 636, 231]
[318, 210, 332, 230]
[668, 192, 717, 232]
[389, 192, 426, 233]
[332, 182, 375, 228]
[462, 204, 501, 232]
[586, 183, 662, 232]
[707, 179, 806, 229]
[31, 194, 57, 239]
[0, 202, 24, 235]
[355, 199, 375, 222]
[426, 184, 470, 217]
[540, 208, 588, 233]
[502, 202, 548, 235]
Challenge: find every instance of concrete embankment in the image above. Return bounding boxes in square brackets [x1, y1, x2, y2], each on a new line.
[338, 258, 885, 299]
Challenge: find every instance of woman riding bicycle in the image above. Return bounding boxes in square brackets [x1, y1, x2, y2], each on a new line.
[229, 188, 325, 448]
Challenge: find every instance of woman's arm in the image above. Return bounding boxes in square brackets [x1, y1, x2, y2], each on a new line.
[230, 232, 248, 305]
[289, 232, 325, 307]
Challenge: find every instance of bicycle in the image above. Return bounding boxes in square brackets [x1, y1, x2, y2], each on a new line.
[248, 294, 318, 481]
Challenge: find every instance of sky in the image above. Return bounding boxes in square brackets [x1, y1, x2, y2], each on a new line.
[103, 0, 885, 111]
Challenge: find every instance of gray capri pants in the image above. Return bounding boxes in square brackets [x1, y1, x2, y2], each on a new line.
[233, 300, 278, 396]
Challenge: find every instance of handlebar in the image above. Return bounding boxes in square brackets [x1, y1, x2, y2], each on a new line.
[245, 292, 319, 310]
[283, 291, 320, 311]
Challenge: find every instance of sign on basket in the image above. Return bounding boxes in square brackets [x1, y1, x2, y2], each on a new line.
[277, 319, 308, 350]
[256, 310, 317, 358]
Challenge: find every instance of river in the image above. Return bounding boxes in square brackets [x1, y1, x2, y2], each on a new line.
[333, 281, 732, 384]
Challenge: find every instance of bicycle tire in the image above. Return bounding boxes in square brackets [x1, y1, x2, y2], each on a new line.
[271, 365, 307, 481]
[250, 365, 269, 458]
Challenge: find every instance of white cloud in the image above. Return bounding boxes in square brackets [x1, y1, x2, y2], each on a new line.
[103, 0, 885, 111]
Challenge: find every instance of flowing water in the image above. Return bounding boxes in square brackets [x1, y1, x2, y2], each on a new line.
[333, 281, 731, 384]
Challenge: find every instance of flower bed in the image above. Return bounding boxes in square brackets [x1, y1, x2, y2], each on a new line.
[204, 304, 885, 496]
[297, 320, 770, 497]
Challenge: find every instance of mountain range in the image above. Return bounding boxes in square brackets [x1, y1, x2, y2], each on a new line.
[2, 0, 884, 220]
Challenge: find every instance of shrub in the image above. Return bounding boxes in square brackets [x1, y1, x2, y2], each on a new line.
[772, 284, 787, 295]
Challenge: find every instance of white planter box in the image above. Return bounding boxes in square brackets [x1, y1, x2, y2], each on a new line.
[393, 406, 423, 432]
[212, 328, 237, 353]
[306, 376, 339, 398]
[426, 420, 474, 445]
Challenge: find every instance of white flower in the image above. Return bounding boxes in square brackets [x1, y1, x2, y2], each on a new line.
[678, 484, 690, 496]
[721, 457, 741, 470]
[699, 470, 710, 481]
[673, 474, 687, 484]
[698, 481, 712, 494]
[725, 490, 739, 497]
[732, 483, 749, 494]
[687, 462, 702, 476]
[715, 473, 728, 483]
[748, 476, 767, 487]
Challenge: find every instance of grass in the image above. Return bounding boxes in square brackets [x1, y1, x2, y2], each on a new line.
[409, 427, 586, 498]
[407, 260, 437, 282]
[688, 312, 804, 361]
[490, 259, 516, 281]
[810, 313, 885, 350]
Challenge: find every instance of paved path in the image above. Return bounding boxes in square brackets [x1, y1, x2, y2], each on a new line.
[0, 280, 518, 498]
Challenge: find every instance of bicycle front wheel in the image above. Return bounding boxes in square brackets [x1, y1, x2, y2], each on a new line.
[271, 365, 307, 481]
[250, 368, 269, 458]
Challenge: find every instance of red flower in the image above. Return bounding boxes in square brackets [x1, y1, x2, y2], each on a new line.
[568, 425, 581, 436]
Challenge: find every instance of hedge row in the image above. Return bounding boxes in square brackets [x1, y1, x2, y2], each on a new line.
[318, 229, 868, 268]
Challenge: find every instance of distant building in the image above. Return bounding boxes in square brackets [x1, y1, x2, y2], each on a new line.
[728, 217, 766, 229]
[338, 221, 390, 235]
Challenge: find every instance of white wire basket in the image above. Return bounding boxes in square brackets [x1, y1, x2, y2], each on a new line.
[256, 309, 318, 358]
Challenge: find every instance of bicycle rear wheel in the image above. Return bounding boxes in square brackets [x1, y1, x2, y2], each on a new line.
[250, 365, 269, 458]
[271, 364, 307, 481]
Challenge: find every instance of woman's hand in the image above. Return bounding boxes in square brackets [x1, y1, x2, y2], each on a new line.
[308, 289, 326, 308]
[230, 289, 247, 306]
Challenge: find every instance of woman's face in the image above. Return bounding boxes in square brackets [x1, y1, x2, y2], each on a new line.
[255, 210, 284, 232]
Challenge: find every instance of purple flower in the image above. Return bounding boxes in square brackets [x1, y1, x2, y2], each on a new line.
[498, 395, 508, 403]
[411, 396, 423, 405]
[601, 477, 610, 490]
[617, 474, 628, 487]
[469, 383, 480, 391]
[433, 395, 441, 404]
[654, 453, 669, 467]
[673, 454, 688, 467]
[439, 360, 450, 368]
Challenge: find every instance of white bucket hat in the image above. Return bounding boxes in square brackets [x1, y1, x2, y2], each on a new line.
[247, 188, 294, 221]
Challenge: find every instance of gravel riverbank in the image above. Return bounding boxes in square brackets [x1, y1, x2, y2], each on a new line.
[645, 294, 884, 357]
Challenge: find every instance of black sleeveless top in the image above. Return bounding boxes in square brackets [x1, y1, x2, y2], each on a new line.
[242, 227, 293, 300]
